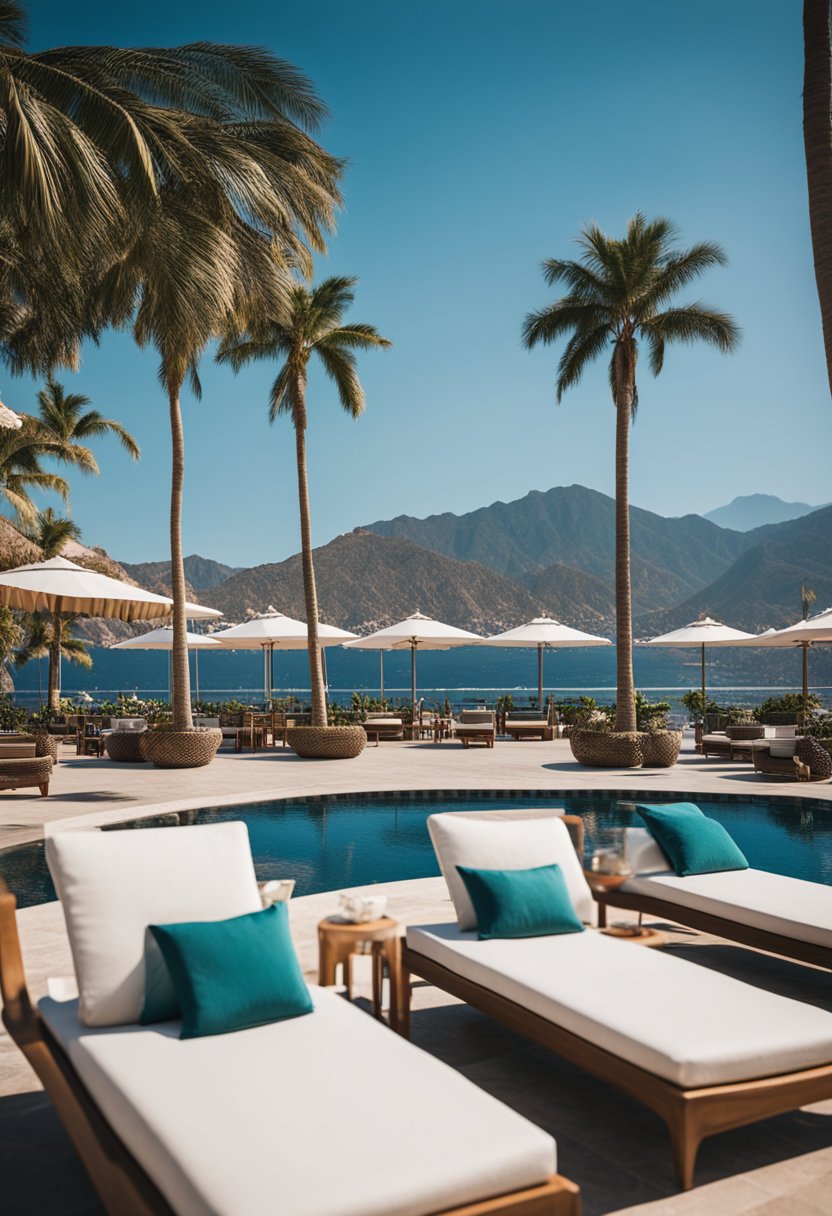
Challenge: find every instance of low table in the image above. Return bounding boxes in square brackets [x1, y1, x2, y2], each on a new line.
[600, 925, 666, 948]
[584, 869, 664, 943]
[318, 915, 402, 1024]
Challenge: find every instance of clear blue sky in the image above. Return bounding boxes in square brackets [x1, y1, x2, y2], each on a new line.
[17, 0, 828, 567]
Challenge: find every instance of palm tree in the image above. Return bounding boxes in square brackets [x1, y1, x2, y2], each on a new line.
[36, 378, 140, 472]
[0, 13, 342, 732]
[523, 214, 739, 731]
[803, 0, 832, 396]
[17, 509, 88, 709]
[217, 277, 392, 725]
[0, 414, 69, 522]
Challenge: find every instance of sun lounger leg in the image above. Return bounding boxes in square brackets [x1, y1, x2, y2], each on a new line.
[667, 1103, 700, 1191]
[392, 952, 411, 1038]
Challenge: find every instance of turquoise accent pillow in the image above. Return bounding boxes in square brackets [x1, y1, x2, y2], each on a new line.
[141, 928, 179, 1024]
[144, 903, 313, 1039]
[456, 863, 585, 940]
[636, 803, 748, 877]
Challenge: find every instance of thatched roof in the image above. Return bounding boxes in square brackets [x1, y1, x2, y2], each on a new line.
[0, 518, 41, 570]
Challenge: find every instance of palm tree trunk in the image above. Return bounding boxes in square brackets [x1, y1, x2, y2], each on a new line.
[168, 387, 192, 730]
[803, 0, 832, 396]
[614, 349, 637, 733]
[48, 608, 62, 713]
[293, 377, 328, 727]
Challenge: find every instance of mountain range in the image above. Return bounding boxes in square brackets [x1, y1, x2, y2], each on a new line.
[119, 484, 828, 638]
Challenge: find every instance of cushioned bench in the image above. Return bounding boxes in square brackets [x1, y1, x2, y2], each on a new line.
[593, 826, 832, 968]
[0, 821, 578, 1216]
[395, 809, 832, 1190]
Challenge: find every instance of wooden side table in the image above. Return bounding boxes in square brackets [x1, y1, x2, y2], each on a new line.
[317, 916, 401, 1025]
[600, 925, 666, 948]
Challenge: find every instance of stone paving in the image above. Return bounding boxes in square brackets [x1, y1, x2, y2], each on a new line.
[1, 734, 830, 1214]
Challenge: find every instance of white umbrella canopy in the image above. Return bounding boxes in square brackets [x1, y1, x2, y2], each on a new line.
[0, 398, 22, 429]
[645, 616, 756, 717]
[112, 627, 220, 704]
[212, 608, 358, 701]
[479, 617, 611, 709]
[721, 615, 832, 708]
[0, 557, 182, 621]
[344, 612, 482, 710]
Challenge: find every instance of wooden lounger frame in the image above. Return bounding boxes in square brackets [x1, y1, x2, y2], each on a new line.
[395, 945, 832, 1191]
[0, 883, 579, 1216]
[593, 887, 831, 970]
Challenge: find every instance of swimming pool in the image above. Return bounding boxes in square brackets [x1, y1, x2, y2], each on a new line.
[2, 789, 830, 909]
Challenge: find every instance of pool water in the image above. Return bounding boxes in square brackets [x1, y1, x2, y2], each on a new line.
[2, 791, 831, 909]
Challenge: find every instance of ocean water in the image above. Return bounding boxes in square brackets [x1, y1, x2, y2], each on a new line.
[9, 644, 830, 715]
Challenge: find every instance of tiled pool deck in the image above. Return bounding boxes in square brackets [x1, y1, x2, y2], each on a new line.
[1, 734, 830, 1214]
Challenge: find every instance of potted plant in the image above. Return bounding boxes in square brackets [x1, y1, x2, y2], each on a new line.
[140, 724, 222, 769]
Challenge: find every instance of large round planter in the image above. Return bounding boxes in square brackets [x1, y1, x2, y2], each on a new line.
[26, 732, 60, 762]
[139, 728, 221, 769]
[287, 725, 366, 760]
[641, 729, 682, 768]
[105, 731, 147, 763]
[569, 728, 644, 769]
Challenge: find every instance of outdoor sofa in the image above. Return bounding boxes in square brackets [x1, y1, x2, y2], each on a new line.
[593, 825, 832, 968]
[394, 809, 832, 1190]
[0, 821, 579, 1216]
[362, 714, 405, 742]
[0, 754, 52, 796]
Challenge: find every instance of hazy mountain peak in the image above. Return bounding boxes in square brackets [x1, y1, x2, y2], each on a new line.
[704, 493, 819, 532]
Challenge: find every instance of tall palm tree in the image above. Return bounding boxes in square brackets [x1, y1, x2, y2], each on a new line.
[217, 277, 392, 725]
[36, 377, 140, 472]
[803, 0, 832, 397]
[17, 509, 88, 709]
[0, 12, 342, 732]
[523, 215, 739, 731]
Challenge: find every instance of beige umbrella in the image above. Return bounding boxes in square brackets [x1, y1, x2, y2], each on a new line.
[645, 616, 755, 716]
[112, 626, 220, 703]
[719, 614, 832, 709]
[0, 397, 22, 430]
[212, 608, 357, 701]
[344, 612, 482, 712]
[479, 617, 611, 709]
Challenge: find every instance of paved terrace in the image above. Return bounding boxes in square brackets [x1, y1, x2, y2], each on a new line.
[1, 735, 830, 1215]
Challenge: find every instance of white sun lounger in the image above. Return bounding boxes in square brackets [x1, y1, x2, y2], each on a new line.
[395, 810, 832, 1190]
[0, 822, 578, 1216]
[591, 827, 832, 969]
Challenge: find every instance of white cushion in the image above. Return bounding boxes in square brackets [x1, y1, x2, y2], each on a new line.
[112, 718, 147, 732]
[620, 868, 832, 950]
[427, 811, 595, 930]
[623, 827, 671, 874]
[46, 823, 261, 1027]
[406, 923, 832, 1088]
[764, 726, 797, 739]
[39, 988, 556, 1216]
[769, 740, 797, 757]
[365, 718, 402, 726]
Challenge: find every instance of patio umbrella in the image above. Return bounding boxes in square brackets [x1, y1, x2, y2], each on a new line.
[111, 626, 220, 703]
[344, 612, 482, 713]
[719, 614, 832, 710]
[644, 616, 755, 717]
[0, 556, 221, 621]
[479, 617, 611, 710]
[212, 608, 357, 701]
[0, 397, 22, 429]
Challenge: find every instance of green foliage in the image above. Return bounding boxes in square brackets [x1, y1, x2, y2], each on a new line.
[0, 694, 26, 731]
[94, 696, 171, 723]
[328, 693, 410, 725]
[756, 692, 821, 722]
[634, 692, 671, 731]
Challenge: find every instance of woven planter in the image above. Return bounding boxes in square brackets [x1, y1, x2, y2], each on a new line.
[725, 724, 765, 741]
[105, 731, 147, 763]
[287, 725, 366, 760]
[140, 728, 221, 769]
[641, 729, 682, 768]
[569, 729, 644, 769]
[25, 733, 60, 762]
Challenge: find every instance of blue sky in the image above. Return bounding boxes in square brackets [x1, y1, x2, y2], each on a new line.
[19, 0, 828, 567]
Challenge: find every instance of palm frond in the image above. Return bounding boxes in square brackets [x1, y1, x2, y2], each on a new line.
[644, 304, 741, 353]
[315, 343, 364, 417]
[555, 323, 611, 400]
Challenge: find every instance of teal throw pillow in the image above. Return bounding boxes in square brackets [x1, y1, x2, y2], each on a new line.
[456, 863, 585, 940]
[636, 804, 748, 877]
[145, 902, 313, 1039]
[141, 927, 180, 1024]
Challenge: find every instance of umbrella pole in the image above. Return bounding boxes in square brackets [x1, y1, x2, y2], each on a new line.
[538, 645, 544, 711]
[411, 643, 417, 728]
[380, 651, 384, 702]
[195, 649, 200, 707]
[802, 641, 809, 717]
[322, 647, 329, 697]
[270, 643, 275, 707]
[701, 643, 706, 720]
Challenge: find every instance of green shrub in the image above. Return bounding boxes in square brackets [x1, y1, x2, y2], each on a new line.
[0, 695, 27, 731]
